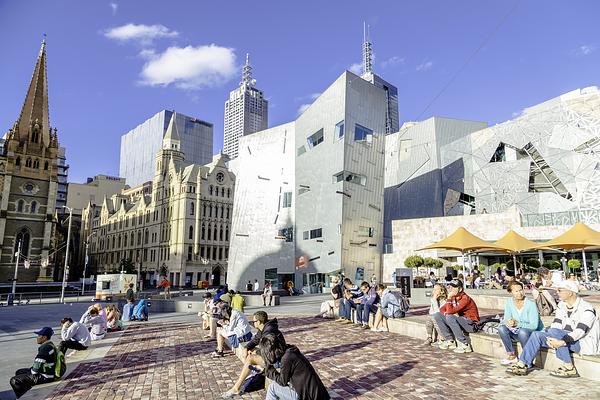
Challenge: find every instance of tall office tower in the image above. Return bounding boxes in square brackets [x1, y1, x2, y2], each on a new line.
[120, 110, 213, 187]
[56, 146, 69, 211]
[223, 54, 268, 159]
[360, 24, 400, 134]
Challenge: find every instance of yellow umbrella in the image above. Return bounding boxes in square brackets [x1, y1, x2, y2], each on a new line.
[493, 230, 543, 273]
[418, 227, 504, 274]
[539, 222, 600, 281]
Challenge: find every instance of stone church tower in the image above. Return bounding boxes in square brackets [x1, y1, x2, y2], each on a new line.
[0, 40, 60, 282]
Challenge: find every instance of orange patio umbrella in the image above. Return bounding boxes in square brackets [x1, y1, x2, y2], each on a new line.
[538, 222, 600, 281]
[493, 230, 544, 272]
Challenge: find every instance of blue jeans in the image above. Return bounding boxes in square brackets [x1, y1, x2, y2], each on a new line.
[266, 382, 299, 400]
[519, 328, 581, 367]
[358, 304, 378, 324]
[342, 299, 357, 320]
[497, 325, 534, 354]
[432, 313, 476, 345]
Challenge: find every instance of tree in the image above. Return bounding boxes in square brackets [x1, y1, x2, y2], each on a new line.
[567, 259, 581, 273]
[525, 258, 541, 272]
[159, 263, 168, 279]
[404, 255, 424, 269]
[121, 258, 135, 274]
[478, 264, 486, 272]
[543, 260, 561, 270]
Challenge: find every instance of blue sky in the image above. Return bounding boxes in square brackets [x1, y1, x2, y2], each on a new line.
[1, 0, 599, 183]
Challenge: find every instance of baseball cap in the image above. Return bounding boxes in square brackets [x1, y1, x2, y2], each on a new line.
[34, 327, 54, 338]
[448, 279, 463, 288]
[220, 293, 232, 304]
[556, 280, 579, 294]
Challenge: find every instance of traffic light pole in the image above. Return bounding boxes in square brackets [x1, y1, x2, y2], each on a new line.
[10, 240, 22, 305]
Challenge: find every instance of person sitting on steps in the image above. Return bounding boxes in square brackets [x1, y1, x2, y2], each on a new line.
[506, 280, 600, 378]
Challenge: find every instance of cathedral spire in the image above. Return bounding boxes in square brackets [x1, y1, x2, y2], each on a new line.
[16, 37, 51, 146]
[362, 22, 373, 76]
[241, 53, 254, 87]
[163, 111, 181, 150]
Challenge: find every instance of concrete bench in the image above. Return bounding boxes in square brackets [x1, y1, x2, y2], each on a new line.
[243, 294, 280, 307]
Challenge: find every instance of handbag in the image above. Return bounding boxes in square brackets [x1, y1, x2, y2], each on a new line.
[240, 367, 265, 394]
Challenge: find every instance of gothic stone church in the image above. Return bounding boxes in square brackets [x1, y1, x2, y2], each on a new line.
[0, 40, 60, 282]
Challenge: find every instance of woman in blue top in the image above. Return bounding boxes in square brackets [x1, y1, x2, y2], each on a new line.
[498, 280, 544, 365]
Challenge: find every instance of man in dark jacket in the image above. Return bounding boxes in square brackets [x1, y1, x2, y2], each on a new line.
[261, 333, 330, 400]
[221, 311, 284, 398]
[10, 327, 57, 399]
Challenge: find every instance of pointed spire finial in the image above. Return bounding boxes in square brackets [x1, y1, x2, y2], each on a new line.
[362, 22, 373, 76]
[241, 53, 254, 87]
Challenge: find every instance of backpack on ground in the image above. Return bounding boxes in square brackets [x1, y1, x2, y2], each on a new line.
[475, 316, 502, 334]
[50, 343, 67, 379]
[392, 291, 410, 313]
[239, 367, 265, 394]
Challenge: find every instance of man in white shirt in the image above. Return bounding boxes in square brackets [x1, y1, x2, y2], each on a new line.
[213, 294, 252, 357]
[59, 317, 91, 354]
[253, 279, 260, 292]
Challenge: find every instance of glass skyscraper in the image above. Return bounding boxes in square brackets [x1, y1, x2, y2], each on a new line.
[120, 110, 213, 187]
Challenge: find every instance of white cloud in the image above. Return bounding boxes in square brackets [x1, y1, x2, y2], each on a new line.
[575, 45, 596, 56]
[381, 56, 405, 69]
[104, 23, 178, 45]
[416, 60, 433, 72]
[109, 2, 118, 15]
[349, 63, 362, 75]
[139, 45, 237, 90]
[297, 104, 311, 115]
[295, 92, 321, 102]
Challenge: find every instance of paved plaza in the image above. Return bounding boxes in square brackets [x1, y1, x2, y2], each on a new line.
[19, 315, 600, 400]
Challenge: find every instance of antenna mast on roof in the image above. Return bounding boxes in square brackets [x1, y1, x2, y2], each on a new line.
[362, 22, 373, 76]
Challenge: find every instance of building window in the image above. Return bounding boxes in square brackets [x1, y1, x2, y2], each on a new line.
[303, 231, 309, 240]
[335, 121, 345, 139]
[282, 192, 292, 208]
[187, 246, 193, 261]
[220, 206, 224, 218]
[209, 185, 213, 196]
[17, 200, 24, 212]
[30, 201, 37, 213]
[225, 227, 229, 241]
[189, 226, 194, 240]
[137, 231, 142, 245]
[358, 226, 374, 238]
[16, 157, 20, 166]
[221, 187, 225, 197]
[33, 159, 39, 169]
[226, 207, 230, 219]
[278, 227, 293, 242]
[207, 224, 212, 241]
[213, 225, 218, 241]
[200, 246, 205, 258]
[307, 129, 324, 148]
[333, 171, 366, 186]
[354, 124, 373, 142]
[190, 202, 195, 215]
[310, 228, 322, 239]
[201, 223, 206, 240]
[25, 158, 32, 168]
[44, 161, 48, 170]
[227, 189, 231, 198]
[219, 227, 223, 241]
[15, 229, 30, 258]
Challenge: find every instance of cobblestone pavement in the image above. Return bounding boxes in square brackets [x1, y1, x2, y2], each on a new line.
[45, 317, 600, 400]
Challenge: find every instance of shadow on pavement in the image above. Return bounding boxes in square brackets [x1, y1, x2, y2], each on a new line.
[327, 361, 418, 396]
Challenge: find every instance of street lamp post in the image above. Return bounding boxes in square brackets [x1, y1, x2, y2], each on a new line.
[60, 206, 73, 304]
[10, 239, 22, 305]
[82, 231, 96, 295]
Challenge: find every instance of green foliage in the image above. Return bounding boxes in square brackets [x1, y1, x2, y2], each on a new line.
[404, 255, 424, 269]
[525, 258, 541, 271]
[543, 260, 561, 270]
[478, 264, 486, 272]
[159, 263, 169, 278]
[567, 259, 581, 271]
[424, 257, 444, 269]
[121, 259, 136, 274]
[491, 262, 506, 271]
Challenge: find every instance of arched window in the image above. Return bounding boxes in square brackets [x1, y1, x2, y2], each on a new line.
[227, 188, 231, 198]
[30, 201, 37, 213]
[202, 204, 206, 217]
[221, 187, 225, 197]
[25, 158, 32, 168]
[201, 223, 206, 240]
[225, 227, 229, 241]
[219, 227, 223, 241]
[226, 207, 230, 219]
[145, 229, 149, 244]
[137, 231, 142, 245]
[209, 185, 213, 196]
[189, 226, 194, 240]
[209, 205, 213, 218]
[220, 206, 224, 219]
[33, 159, 39, 169]
[16, 157, 21, 166]
[207, 224, 212, 241]
[117, 235, 122, 248]
[17, 200, 24, 212]
[112, 236, 115, 249]
[130, 233, 134, 246]
[213, 225, 218, 241]
[44, 161, 49, 170]
[190, 202, 195, 216]
[15, 229, 31, 258]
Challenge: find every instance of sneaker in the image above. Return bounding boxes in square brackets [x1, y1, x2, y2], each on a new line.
[431, 340, 442, 347]
[342, 319, 353, 324]
[506, 362, 529, 376]
[500, 356, 518, 365]
[335, 318, 346, 323]
[438, 340, 456, 350]
[423, 337, 433, 345]
[211, 350, 225, 358]
[221, 389, 240, 398]
[549, 365, 580, 378]
[453, 342, 473, 353]
[362, 324, 371, 329]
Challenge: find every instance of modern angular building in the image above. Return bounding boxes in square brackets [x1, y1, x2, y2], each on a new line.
[228, 70, 388, 291]
[119, 110, 213, 187]
[83, 113, 235, 288]
[223, 54, 268, 159]
[0, 40, 61, 282]
[383, 87, 600, 280]
[56, 146, 69, 211]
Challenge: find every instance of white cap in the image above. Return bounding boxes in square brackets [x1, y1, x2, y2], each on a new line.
[556, 280, 579, 294]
